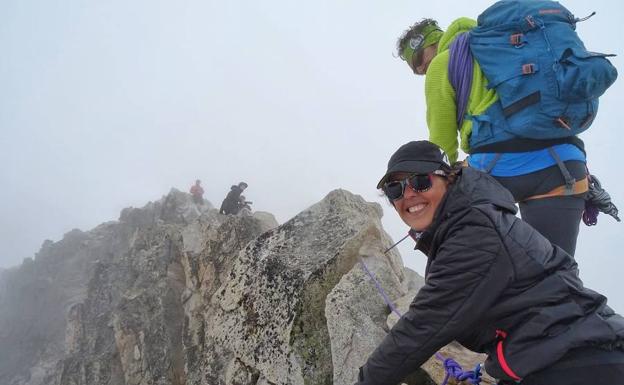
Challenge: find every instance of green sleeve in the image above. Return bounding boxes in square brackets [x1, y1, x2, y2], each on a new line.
[425, 52, 460, 163]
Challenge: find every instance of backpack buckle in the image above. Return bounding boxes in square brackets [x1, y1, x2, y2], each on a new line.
[521, 63, 535, 74]
[555, 117, 572, 130]
[510, 33, 524, 46]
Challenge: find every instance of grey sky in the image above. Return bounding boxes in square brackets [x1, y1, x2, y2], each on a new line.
[1, 0, 622, 311]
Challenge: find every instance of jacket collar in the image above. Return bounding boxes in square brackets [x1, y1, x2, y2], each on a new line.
[413, 167, 517, 258]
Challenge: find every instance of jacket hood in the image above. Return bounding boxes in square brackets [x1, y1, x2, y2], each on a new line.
[437, 17, 476, 53]
[445, 167, 517, 215]
[417, 167, 516, 254]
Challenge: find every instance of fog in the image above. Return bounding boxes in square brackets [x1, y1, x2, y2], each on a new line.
[1, 0, 622, 311]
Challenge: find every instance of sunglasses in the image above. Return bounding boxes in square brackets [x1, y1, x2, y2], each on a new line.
[383, 170, 446, 201]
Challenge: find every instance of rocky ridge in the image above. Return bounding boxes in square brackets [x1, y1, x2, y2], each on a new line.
[0, 188, 488, 385]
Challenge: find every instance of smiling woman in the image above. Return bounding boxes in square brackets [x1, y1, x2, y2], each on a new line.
[389, 172, 448, 231]
[359, 140, 624, 385]
[376, 141, 451, 231]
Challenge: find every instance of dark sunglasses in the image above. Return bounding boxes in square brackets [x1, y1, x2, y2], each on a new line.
[383, 170, 446, 201]
[410, 50, 424, 74]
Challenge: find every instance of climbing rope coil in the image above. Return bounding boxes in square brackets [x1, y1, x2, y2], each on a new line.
[435, 353, 482, 385]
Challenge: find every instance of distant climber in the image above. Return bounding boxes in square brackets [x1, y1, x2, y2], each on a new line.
[190, 179, 204, 205]
[219, 182, 248, 215]
[356, 140, 624, 385]
[237, 195, 253, 215]
[395, 2, 618, 256]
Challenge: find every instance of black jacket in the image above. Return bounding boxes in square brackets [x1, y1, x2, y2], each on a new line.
[220, 185, 243, 215]
[358, 167, 624, 384]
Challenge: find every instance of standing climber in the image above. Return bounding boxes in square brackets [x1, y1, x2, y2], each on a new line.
[219, 182, 248, 215]
[395, 2, 618, 256]
[356, 140, 624, 385]
[190, 179, 204, 205]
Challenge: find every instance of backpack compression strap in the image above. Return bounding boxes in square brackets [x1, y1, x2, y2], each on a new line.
[448, 32, 473, 129]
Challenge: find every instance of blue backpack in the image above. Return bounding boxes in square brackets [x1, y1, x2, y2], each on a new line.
[450, 0, 618, 152]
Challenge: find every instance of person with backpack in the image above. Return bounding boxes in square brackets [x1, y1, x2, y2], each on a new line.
[219, 182, 248, 215]
[395, 1, 618, 256]
[356, 140, 624, 385]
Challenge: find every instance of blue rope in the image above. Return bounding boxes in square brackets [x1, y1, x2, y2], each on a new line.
[435, 353, 482, 385]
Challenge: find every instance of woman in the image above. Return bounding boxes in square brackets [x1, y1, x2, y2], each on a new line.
[357, 140, 624, 385]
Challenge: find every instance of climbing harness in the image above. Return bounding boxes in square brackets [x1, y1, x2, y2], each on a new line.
[358, 232, 483, 385]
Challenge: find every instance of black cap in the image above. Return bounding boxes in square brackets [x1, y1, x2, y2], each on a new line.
[376, 141, 448, 189]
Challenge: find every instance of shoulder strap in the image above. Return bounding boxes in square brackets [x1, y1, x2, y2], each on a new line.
[448, 32, 474, 129]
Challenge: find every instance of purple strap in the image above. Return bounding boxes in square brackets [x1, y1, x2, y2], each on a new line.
[448, 32, 474, 128]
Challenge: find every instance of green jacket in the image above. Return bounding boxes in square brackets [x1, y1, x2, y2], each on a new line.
[425, 17, 498, 163]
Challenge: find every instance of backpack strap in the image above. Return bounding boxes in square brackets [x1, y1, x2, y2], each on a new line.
[547, 147, 576, 195]
[483, 153, 503, 174]
[448, 32, 474, 129]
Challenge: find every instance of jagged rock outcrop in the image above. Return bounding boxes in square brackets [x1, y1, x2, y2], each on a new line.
[182, 189, 412, 385]
[0, 188, 488, 385]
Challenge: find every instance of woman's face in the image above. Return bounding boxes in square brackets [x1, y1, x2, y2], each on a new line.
[390, 172, 448, 231]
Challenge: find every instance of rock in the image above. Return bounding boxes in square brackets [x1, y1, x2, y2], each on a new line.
[120, 188, 215, 227]
[386, 273, 495, 385]
[182, 189, 408, 385]
[0, 187, 489, 385]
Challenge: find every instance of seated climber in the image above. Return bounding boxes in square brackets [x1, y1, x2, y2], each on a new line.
[237, 195, 253, 214]
[219, 182, 248, 215]
[190, 179, 204, 205]
[356, 141, 624, 385]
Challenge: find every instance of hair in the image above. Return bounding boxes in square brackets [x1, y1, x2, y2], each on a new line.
[445, 162, 465, 185]
[396, 18, 440, 57]
[238, 182, 248, 188]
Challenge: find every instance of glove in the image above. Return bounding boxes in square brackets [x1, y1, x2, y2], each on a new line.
[583, 174, 621, 226]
